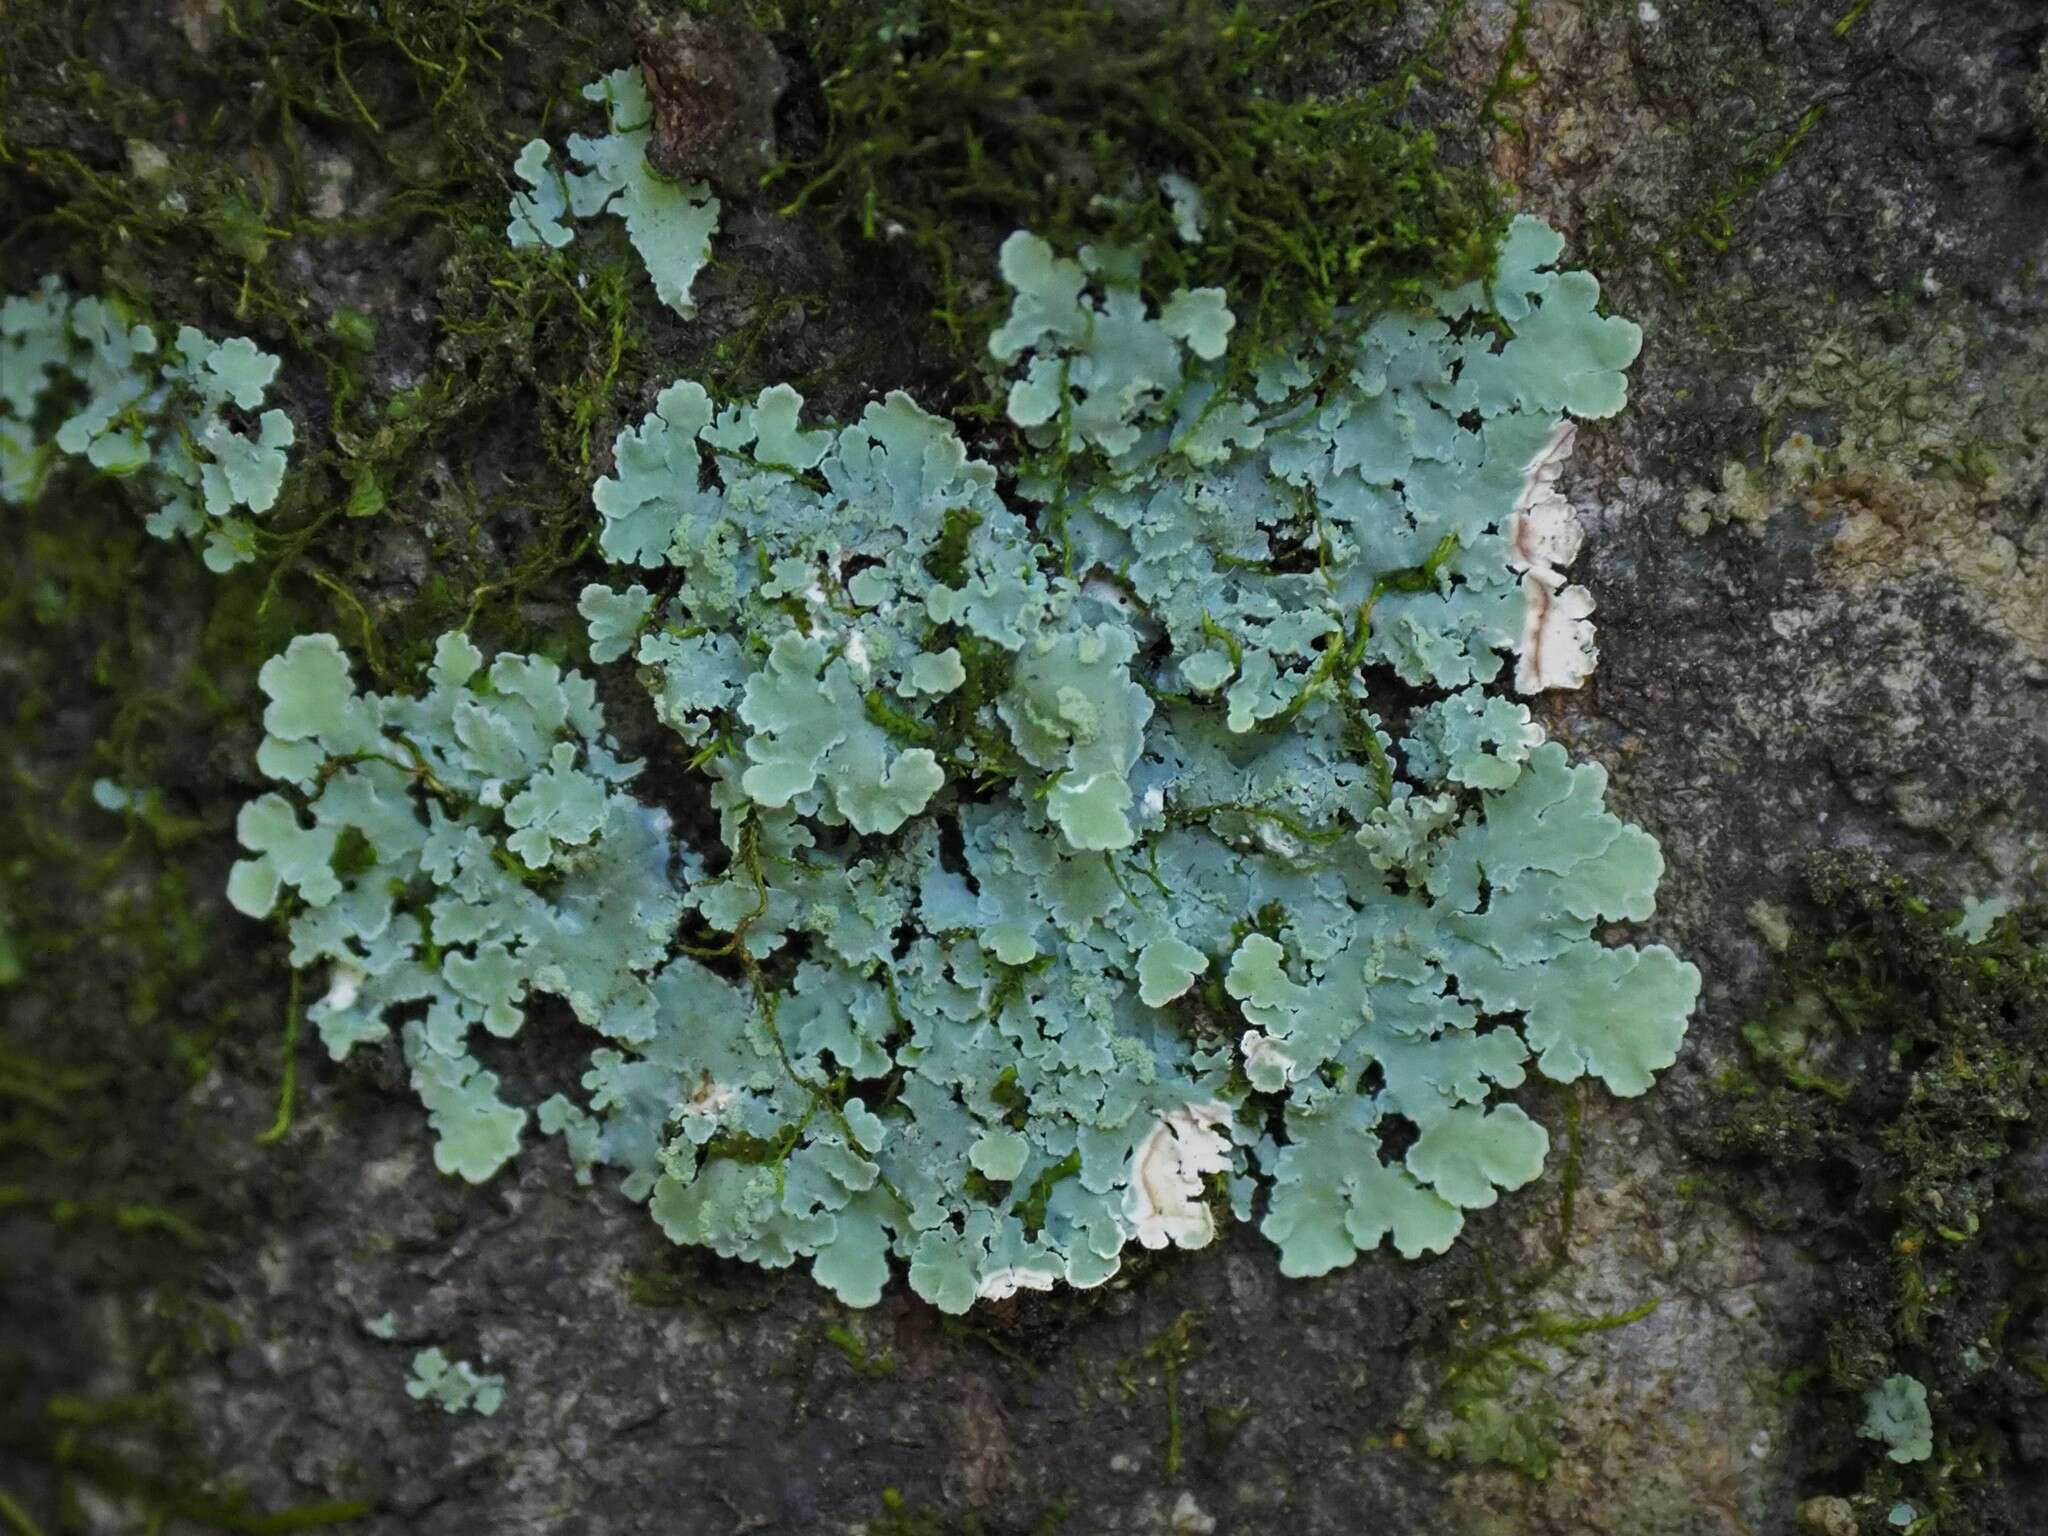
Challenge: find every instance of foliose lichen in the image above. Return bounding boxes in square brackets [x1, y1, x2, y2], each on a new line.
[228, 210, 1697, 1312]
[404, 1348, 505, 1417]
[1863, 1375, 1935, 1466]
[225, 629, 677, 1185]
[2, 278, 294, 570]
[508, 65, 721, 317]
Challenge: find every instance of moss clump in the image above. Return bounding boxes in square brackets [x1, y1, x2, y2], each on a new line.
[865, 1487, 1069, 1536]
[1408, 1298, 1661, 1482]
[760, 0, 1503, 379]
[1709, 855, 2048, 1533]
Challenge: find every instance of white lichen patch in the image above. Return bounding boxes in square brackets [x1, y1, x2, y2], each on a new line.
[977, 1264, 1061, 1302]
[1123, 1104, 1235, 1251]
[1679, 435, 1824, 538]
[1239, 1030, 1300, 1092]
[680, 1072, 738, 1123]
[1828, 469, 2048, 661]
[1516, 575, 1598, 693]
[318, 963, 365, 1016]
[1508, 421, 1599, 693]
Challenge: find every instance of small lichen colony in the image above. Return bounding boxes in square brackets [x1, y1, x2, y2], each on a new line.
[2, 277, 293, 571]
[405, 1349, 505, 1418]
[508, 65, 721, 317]
[222, 119, 1699, 1311]
[1862, 1374, 1934, 1466]
[224, 629, 678, 1187]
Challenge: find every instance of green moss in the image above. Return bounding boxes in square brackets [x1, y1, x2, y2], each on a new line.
[0, 1384, 370, 1535]
[1479, 0, 1540, 138]
[1648, 101, 1826, 283]
[1409, 1298, 1660, 1481]
[824, 1322, 899, 1378]
[1707, 855, 2048, 1533]
[1573, 2, 1830, 287]
[0, 7, 666, 1524]
[1108, 1309, 1208, 1478]
[0, 488, 342, 1527]
[759, 0, 1503, 387]
[865, 1486, 1070, 1536]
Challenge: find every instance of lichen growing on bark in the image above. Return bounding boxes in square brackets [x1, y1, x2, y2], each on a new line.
[224, 208, 1693, 1313]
